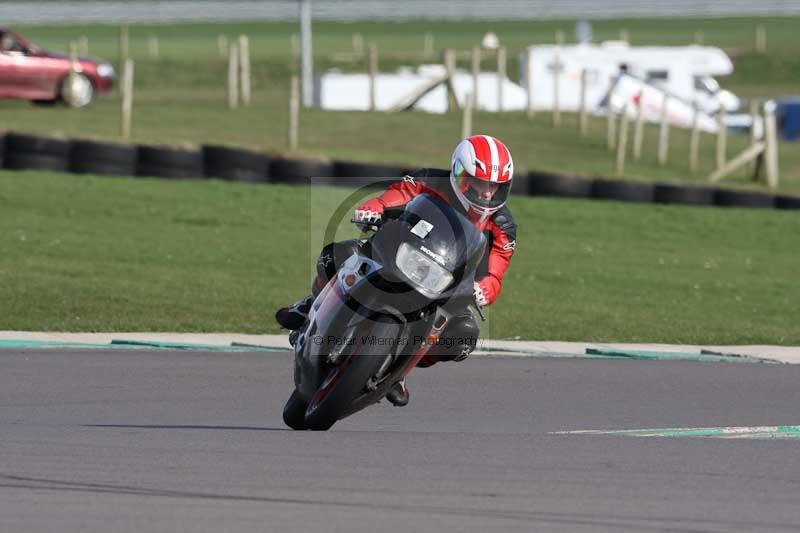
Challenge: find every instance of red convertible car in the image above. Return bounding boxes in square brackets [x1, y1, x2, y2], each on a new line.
[0, 27, 115, 107]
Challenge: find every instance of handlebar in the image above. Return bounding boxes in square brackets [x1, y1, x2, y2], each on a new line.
[350, 219, 382, 234]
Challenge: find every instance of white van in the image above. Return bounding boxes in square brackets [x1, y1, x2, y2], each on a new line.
[521, 41, 741, 115]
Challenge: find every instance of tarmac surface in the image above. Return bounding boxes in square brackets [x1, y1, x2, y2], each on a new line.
[1, 347, 799, 532]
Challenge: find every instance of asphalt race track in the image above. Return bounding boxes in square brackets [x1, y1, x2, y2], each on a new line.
[1, 349, 799, 532]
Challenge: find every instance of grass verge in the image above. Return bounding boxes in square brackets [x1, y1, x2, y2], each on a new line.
[1, 169, 797, 344]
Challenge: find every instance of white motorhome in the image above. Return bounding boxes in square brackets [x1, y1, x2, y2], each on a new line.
[521, 41, 740, 115]
[318, 41, 752, 134]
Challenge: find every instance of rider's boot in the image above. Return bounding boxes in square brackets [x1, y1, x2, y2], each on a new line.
[385, 379, 410, 407]
[288, 330, 301, 347]
[275, 294, 314, 331]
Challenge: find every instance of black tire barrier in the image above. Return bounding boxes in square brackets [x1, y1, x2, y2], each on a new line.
[653, 183, 715, 206]
[269, 157, 335, 185]
[331, 160, 405, 188]
[136, 145, 204, 179]
[4, 133, 70, 171]
[0, 130, 792, 211]
[529, 171, 593, 198]
[592, 178, 655, 203]
[202, 144, 270, 183]
[70, 140, 137, 176]
[509, 171, 533, 197]
[713, 188, 776, 208]
[775, 195, 800, 210]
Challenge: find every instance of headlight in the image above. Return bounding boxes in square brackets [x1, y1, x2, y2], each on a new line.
[96, 63, 115, 78]
[395, 242, 453, 298]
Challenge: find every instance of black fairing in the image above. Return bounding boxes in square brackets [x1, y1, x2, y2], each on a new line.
[291, 193, 486, 411]
[369, 194, 485, 312]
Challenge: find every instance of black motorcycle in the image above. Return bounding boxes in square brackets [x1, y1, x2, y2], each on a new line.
[282, 193, 486, 431]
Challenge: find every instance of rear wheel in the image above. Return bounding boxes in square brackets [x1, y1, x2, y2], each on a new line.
[304, 318, 401, 431]
[282, 390, 310, 430]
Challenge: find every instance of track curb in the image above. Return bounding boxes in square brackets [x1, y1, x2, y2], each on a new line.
[0, 332, 796, 364]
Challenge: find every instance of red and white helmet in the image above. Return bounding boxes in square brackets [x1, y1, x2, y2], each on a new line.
[450, 135, 514, 219]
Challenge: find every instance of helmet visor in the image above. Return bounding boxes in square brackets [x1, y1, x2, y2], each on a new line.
[457, 172, 511, 209]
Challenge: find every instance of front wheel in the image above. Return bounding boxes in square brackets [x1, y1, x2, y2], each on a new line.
[282, 390, 310, 430]
[304, 318, 401, 431]
[60, 73, 94, 108]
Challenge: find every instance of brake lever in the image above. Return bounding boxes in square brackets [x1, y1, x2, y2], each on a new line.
[472, 298, 487, 322]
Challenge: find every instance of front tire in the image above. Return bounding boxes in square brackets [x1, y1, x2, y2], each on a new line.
[283, 390, 310, 430]
[60, 73, 94, 108]
[304, 318, 401, 431]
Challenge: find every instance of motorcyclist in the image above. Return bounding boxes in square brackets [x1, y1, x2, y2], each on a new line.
[276, 135, 517, 407]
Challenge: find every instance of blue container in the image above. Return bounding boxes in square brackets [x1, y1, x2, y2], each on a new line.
[777, 99, 800, 141]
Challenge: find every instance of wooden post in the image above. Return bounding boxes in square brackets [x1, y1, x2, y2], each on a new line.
[708, 142, 765, 182]
[749, 99, 759, 177]
[290, 34, 299, 74]
[552, 48, 561, 127]
[658, 93, 670, 165]
[78, 36, 88, 56]
[218, 34, 228, 58]
[119, 25, 129, 67]
[227, 43, 239, 109]
[68, 41, 78, 72]
[525, 47, 535, 118]
[368, 44, 378, 112]
[65, 41, 79, 106]
[555, 30, 565, 45]
[716, 107, 727, 170]
[121, 59, 134, 140]
[606, 80, 616, 151]
[352, 33, 364, 55]
[632, 90, 645, 160]
[148, 34, 159, 59]
[578, 68, 588, 136]
[288, 75, 299, 150]
[620, 28, 629, 42]
[471, 46, 480, 111]
[443, 49, 458, 111]
[497, 46, 506, 112]
[764, 102, 779, 188]
[616, 105, 630, 177]
[749, 99, 760, 146]
[689, 101, 701, 172]
[462, 92, 474, 139]
[424, 32, 434, 59]
[755, 24, 767, 53]
[694, 30, 704, 45]
[239, 35, 251, 106]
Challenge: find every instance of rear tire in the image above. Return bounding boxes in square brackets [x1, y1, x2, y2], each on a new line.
[282, 390, 310, 430]
[304, 318, 401, 431]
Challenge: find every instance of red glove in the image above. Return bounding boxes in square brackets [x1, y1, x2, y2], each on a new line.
[353, 198, 384, 230]
[474, 280, 489, 306]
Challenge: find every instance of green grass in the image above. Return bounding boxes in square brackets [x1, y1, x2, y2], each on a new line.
[1, 18, 799, 191]
[1, 169, 797, 345]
